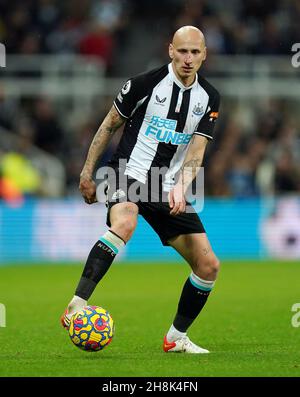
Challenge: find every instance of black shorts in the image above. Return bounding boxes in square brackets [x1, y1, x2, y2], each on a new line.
[104, 168, 205, 246]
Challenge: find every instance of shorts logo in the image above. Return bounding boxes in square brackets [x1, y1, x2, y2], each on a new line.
[192, 103, 204, 116]
[111, 189, 126, 200]
[121, 80, 131, 95]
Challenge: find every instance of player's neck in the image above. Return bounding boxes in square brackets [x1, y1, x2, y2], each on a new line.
[171, 64, 196, 87]
[180, 75, 195, 87]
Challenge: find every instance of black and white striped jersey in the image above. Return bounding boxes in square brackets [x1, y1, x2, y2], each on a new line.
[110, 63, 220, 191]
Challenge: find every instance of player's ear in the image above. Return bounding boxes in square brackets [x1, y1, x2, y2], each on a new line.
[169, 43, 174, 59]
[202, 46, 207, 61]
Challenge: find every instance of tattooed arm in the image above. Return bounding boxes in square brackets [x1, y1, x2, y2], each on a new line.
[79, 105, 126, 204]
[169, 135, 208, 215]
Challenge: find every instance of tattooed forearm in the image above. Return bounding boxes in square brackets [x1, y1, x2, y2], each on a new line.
[101, 107, 125, 134]
[182, 159, 203, 172]
[80, 106, 125, 178]
[178, 135, 207, 191]
[180, 158, 203, 190]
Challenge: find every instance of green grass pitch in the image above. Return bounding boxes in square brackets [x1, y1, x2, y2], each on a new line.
[0, 261, 300, 377]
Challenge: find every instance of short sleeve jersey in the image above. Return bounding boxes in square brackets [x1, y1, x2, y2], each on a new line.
[110, 63, 220, 190]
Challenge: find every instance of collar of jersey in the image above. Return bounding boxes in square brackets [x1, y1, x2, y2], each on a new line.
[168, 63, 198, 91]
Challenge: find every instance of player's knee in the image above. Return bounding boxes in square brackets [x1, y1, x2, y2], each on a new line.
[210, 256, 221, 277]
[111, 217, 137, 242]
[195, 255, 220, 280]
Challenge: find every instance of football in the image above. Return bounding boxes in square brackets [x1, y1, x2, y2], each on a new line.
[68, 305, 114, 352]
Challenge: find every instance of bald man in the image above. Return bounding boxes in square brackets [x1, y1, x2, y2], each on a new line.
[62, 26, 221, 354]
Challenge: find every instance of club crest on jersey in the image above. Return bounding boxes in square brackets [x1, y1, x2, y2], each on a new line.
[155, 95, 167, 105]
[121, 80, 131, 95]
[192, 103, 204, 116]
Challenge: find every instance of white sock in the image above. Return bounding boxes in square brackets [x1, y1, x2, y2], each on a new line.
[67, 295, 87, 317]
[102, 230, 125, 252]
[167, 324, 187, 342]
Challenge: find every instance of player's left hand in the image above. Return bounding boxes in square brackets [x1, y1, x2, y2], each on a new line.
[168, 184, 186, 216]
[79, 176, 97, 204]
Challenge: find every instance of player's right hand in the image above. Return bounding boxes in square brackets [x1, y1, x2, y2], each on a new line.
[168, 183, 186, 216]
[79, 177, 97, 204]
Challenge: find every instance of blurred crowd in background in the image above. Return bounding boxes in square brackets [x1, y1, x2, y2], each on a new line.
[0, 0, 300, 201]
[1, 0, 299, 61]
